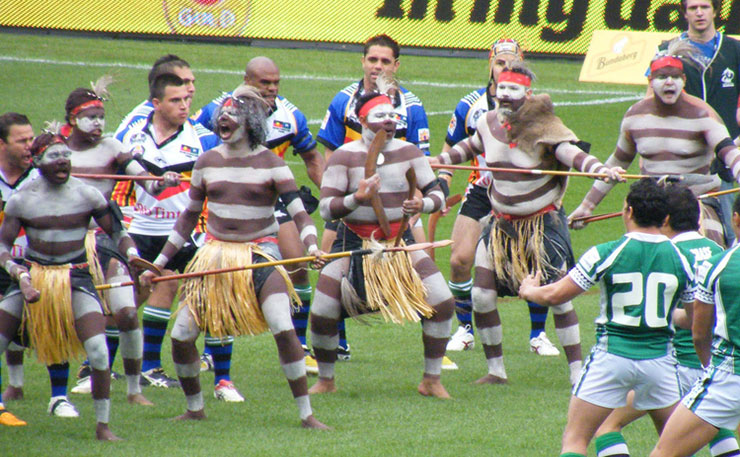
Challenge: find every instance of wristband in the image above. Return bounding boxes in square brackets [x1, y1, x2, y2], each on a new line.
[19, 272, 30, 281]
[5, 260, 15, 273]
[126, 247, 139, 258]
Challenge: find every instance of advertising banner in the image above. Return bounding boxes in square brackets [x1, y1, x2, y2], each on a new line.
[1, 0, 739, 56]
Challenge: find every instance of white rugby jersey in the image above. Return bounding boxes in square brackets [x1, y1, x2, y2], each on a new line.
[120, 113, 219, 236]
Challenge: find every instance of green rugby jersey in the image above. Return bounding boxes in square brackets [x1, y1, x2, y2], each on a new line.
[695, 244, 740, 375]
[569, 232, 694, 360]
[673, 232, 723, 369]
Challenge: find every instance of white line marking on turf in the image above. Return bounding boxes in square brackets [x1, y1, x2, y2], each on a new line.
[0, 55, 643, 96]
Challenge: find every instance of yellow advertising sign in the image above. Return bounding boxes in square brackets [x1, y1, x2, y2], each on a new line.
[1, 0, 739, 56]
[580, 30, 740, 85]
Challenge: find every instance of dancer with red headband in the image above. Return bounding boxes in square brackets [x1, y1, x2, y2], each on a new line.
[569, 39, 740, 248]
[59, 78, 181, 403]
[438, 38, 561, 358]
[432, 61, 624, 387]
[309, 91, 455, 398]
[0, 131, 150, 440]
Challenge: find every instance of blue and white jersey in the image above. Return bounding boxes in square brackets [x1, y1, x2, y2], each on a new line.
[445, 87, 493, 186]
[193, 92, 316, 158]
[317, 80, 430, 154]
[115, 100, 154, 142]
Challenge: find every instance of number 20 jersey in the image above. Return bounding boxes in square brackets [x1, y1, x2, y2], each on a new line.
[569, 232, 694, 360]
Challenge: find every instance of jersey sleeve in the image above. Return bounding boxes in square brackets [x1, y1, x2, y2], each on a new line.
[290, 107, 317, 155]
[404, 101, 430, 155]
[445, 98, 472, 146]
[317, 92, 350, 151]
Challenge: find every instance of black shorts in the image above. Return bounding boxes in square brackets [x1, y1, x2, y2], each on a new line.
[130, 233, 198, 273]
[459, 184, 492, 220]
[481, 207, 575, 297]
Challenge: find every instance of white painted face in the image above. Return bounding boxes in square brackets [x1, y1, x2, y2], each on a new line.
[216, 104, 246, 144]
[651, 67, 685, 105]
[76, 113, 105, 134]
[361, 102, 396, 144]
[496, 81, 528, 114]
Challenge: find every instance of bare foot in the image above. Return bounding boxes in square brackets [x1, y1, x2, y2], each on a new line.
[417, 377, 451, 399]
[2, 385, 23, 401]
[96, 423, 123, 441]
[308, 378, 337, 395]
[127, 393, 154, 406]
[474, 374, 508, 385]
[173, 409, 206, 420]
[301, 415, 331, 430]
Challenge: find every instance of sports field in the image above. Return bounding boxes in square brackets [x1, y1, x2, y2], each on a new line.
[0, 31, 696, 456]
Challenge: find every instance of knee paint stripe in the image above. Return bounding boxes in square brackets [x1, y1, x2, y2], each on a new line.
[175, 361, 201, 378]
[282, 359, 305, 381]
[555, 325, 581, 346]
[423, 319, 452, 339]
[311, 333, 338, 351]
[478, 326, 502, 345]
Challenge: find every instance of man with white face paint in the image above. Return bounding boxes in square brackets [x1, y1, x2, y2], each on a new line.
[139, 87, 328, 429]
[309, 92, 454, 398]
[570, 41, 740, 249]
[433, 62, 624, 386]
[439, 39, 559, 358]
[0, 131, 149, 440]
[60, 80, 181, 403]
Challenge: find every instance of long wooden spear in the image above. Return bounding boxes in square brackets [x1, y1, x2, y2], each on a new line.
[72, 173, 191, 182]
[95, 240, 454, 291]
[575, 186, 740, 225]
[430, 163, 647, 180]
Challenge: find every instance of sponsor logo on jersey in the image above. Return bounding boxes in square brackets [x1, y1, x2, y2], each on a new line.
[447, 116, 457, 135]
[131, 145, 145, 156]
[180, 145, 200, 157]
[418, 128, 430, 142]
[129, 132, 147, 145]
[721, 68, 735, 88]
[273, 120, 292, 131]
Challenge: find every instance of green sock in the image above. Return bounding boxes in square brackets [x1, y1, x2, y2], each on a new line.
[595, 431, 629, 456]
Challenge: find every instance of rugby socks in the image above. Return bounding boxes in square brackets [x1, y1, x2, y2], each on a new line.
[293, 284, 312, 347]
[47, 363, 70, 398]
[595, 431, 630, 456]
[710, 428, 740, 456]
[204, 334, 234, 385]
[338, 319, 348, 352]
[449, 279, 474, 333]
[105, 326, 120, 369]
[142, 306, 170, 372]
[527, 301, 548, 339]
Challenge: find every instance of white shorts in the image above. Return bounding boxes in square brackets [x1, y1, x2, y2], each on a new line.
[677, 364, 704, 396]
[573, 349, 680, 410]
[683, 366, 740, 430]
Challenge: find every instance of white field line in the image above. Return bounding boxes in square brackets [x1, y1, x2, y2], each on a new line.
[0, 54, 642, 96]
[1, 54, 643, 125]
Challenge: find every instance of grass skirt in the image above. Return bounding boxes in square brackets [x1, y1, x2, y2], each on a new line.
[343, 238, 432, 324]
[487, 213, 550, 293]
[178, 240, 299, 338]
[23, 263, 85, 365]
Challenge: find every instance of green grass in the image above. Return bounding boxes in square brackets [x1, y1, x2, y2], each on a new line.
[0, 31, 701, 456]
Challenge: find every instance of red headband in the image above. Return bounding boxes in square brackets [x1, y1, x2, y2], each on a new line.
[650, 56, 684, 74]
[358, 95, 392, 118]
[497, 71, 531, 87]
[69, 99, 104, 117]
[33, 136, 66, 158]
